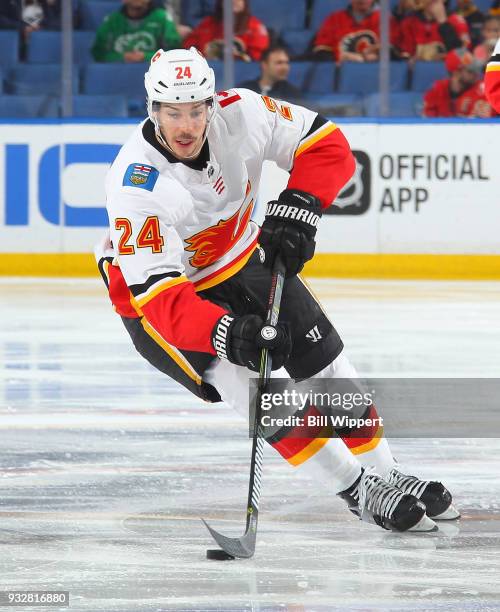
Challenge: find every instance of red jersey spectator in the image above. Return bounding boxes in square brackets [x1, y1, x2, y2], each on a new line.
[183, 0, 269, 62]
[312, 0, 401, 62]
[399, 0, 469, 61]
[423, 48, 494, 116]
[484, 37, 500, 111]
[393, 0, 417, 22]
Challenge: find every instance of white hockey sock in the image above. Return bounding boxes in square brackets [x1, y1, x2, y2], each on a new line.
[351, 437, 395, 478]
[296, 438, 362, 494]
[311, 352, 395, 478]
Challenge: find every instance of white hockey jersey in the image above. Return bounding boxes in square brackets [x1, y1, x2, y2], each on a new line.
[96, 88, 355, 355]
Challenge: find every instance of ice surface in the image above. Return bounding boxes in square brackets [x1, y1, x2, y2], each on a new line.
[0, 278, 499, 611]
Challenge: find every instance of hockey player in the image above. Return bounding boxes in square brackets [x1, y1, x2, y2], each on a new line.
[485, 38, 500, 112]
[96, 47, 459, 533]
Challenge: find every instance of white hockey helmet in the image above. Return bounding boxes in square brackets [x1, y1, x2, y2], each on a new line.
[144, 47, 217, 157]
[145, 47, 216, 114]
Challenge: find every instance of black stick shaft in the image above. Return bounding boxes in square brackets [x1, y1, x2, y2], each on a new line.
[246, 257, 286, 527]
[203, 256, 286, 558]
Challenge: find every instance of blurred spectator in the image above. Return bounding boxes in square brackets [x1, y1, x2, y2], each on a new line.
[398, 0, 470, 61]
[473, 15, 500, 61]
[183, 0, 269, 62]
[423, 48, 494, 115]
[311, 0, 401, 63]
[393, 0, 417, 22]
[0, 0, 75, 36]
[456, 0, 485, 47]
[237, 46, 302, 102]
[92, 0, 181, 63]
[490, 0, 500, 16]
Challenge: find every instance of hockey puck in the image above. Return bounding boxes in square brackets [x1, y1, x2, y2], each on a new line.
[206, 548, 235, 560]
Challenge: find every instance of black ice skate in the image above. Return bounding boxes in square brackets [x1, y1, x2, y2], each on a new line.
[338, 470, 438, 532]
[386, 467, 460, 520]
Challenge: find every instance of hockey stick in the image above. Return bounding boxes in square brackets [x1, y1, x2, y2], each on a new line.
[202, 254, 286, 559]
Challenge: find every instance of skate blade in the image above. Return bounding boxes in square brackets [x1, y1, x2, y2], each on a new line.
[408, 513, 438, 532]
[429, 503, 460, 520]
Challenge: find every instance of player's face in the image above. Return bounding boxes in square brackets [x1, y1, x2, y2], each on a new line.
[263, 51, 290, 83]
[156, 102, 209, 160]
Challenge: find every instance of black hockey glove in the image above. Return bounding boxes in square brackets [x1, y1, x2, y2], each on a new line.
[211, 313, 292, 372]
[259, 188, 322, 278]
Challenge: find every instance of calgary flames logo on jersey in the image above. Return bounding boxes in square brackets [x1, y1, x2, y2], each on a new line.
[184, 199, 254, 269]
[341, 30, 378, 55]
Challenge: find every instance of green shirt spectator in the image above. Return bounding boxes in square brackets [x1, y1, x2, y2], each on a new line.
[92, 0, 181, 63]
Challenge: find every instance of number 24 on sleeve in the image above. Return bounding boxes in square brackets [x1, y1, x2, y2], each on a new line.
[115, 216, 165, 255]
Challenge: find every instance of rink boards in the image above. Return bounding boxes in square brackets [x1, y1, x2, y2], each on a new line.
[0, 118, 499, 278]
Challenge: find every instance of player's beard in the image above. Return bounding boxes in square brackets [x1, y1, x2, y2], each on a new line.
[154, 128, 203, 160]
[169, 132, 204, 160]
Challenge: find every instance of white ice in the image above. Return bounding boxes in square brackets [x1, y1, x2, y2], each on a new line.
[0, 277, 499, 611]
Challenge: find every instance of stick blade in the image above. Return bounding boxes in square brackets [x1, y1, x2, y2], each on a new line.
[202, 518, 256, 558]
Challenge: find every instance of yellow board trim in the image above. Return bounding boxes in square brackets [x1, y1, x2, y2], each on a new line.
[295, 123, 337, 158]
[303, 253, 500, 280]
[0, 253, 97, 276]
[486, 64, 500, 72]
[140, 319, 202, 386]
[2, 252, 500, 280]
[287, 437, 330, 467]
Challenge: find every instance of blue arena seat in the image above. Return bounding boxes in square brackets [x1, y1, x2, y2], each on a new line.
[80, 0, 121, 30]
[74, 31, 96, 64]
[306, 93, 364, 116]
[208, 60, 223, 86]
[337, 62, 409, 95]
[411, 61, 448, 91]
[281, 29, 314, 57]
[363, 91, 423, 116]
[307, 62, 335, 94]
[251, 0, 306, 33]
[181, 0, 216, 27]
[82, 62, 148, 96]
[27, 31, 95, 65]
[449, 0, 490, 10]
[0, 70, 3, 94]
[287, 61, 314, 90]
[471, 0, 490, 9]
[0, 95, 59, 118]
[235, 62, 260, 85]
[8, 64, 79, 95]
[0, 32, 19, 69]
[82, 63, 148, 115]
[26, 32, 60, 63]
[71, 94, 128, 117]
[310, 0, 346, 32]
